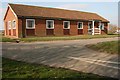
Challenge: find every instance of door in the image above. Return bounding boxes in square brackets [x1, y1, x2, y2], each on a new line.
[88, 22, 92, 35]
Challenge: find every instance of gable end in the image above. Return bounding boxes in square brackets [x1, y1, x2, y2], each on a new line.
[4, 4, 18, 20]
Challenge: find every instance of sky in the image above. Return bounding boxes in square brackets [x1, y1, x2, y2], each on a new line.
[0, 0, 119, 30]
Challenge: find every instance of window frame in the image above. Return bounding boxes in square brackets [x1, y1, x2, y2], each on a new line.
[77, 22, 83, 29]
[26, 19, 35, 29]
[12, 20, 16, 29]
[8, 21, 11, 29]
[63, 21, 70, 29]
[46, 20, 54, 29]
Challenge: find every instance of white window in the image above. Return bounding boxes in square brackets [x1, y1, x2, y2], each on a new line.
[63, 21, 70, 29]
[12, 20, 16, 29]
[78, 22, 83, 29]
[8, 21, 11, 29]
[46, 20, 54, 29]
[26, 19, 35, 29]
[100, 23, 104, 30]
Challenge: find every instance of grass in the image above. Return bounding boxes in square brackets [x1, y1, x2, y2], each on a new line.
[86, 40, 119, 54]
[0, 37, 15, 42]
[2, 57, 117, 79]
[1, 34, 118, 42]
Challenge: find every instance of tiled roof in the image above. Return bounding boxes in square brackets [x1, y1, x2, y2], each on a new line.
[9, 3, 109, 22]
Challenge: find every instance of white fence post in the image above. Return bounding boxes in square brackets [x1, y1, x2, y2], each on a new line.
[99, 21, 101, 34]
[92, 20, 95, 35]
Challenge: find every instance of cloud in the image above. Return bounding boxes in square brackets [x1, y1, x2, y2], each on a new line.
[56, 4, 89, 10]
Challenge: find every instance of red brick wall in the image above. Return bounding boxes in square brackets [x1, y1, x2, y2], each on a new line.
[9, 30, 11, 35]
[78, 29, 83, 34]
[83, 21, 88, 35]
[17, 18, 108, 38]
[54, 20, 63, 36]
[70, 21, 78, 35]
[26, 29, 35, 36]
[4, 6, 18, 38]
[101, 22, 108, 34]
[46, 29, 54, 35]
[18, 18, 35, 37]
[5, 22, 8, 35]
[13, 29, 16, 36]
[63, 29, 70, 35]
[35, 19, 46, 36]
[4, 7, 108, 38]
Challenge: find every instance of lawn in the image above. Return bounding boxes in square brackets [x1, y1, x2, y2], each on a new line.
[2, 57, 117, 79]
[0, 37, 15, 42]
[1, 34, 118, 42]
[86, 40, 119, 54]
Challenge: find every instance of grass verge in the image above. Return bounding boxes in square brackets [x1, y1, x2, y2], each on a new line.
[86, 40, 119, 54]
[0, 37, 15, 42]
[1, 35, 118, 42]
[2, 57, 117, 79]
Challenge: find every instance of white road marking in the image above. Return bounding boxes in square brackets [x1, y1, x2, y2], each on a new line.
[69, 57, 119, 64]
[68, 57, 120, 70]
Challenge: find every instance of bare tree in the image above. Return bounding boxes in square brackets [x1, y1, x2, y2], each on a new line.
[108, 24, 118, 34]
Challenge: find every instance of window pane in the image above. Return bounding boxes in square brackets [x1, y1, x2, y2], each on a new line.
[78, 23, 82, 28]
[12, 21, 16, 28]
[27, 20, 34, 28]
[47, 21, 53, 28]
[64, 22, 69, 28]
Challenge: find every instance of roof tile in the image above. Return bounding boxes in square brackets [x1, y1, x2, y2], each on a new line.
[9, 3, 109, 22]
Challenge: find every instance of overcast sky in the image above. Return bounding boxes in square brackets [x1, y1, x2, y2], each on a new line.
[0, 1, 119, 30]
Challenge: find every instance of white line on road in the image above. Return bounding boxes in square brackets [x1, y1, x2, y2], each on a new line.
[68, 57, 120, 70]
[70, 57, 119, 64]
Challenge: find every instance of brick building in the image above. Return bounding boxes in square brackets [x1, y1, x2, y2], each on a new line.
[4, 3, 109, 38]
